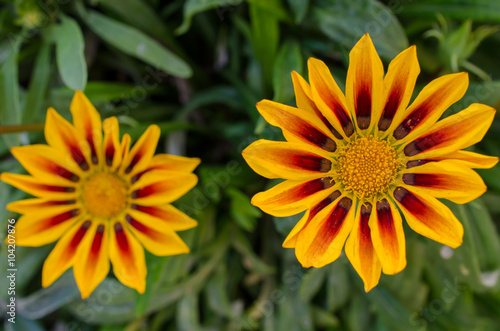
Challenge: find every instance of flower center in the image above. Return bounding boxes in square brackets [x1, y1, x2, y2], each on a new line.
[337, 136, 400, 199]
[81, 173, 128, 218]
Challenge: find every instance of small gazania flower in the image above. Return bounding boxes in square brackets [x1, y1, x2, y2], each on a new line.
[242, 34, 498, 291]
[1, 91, 199, 298]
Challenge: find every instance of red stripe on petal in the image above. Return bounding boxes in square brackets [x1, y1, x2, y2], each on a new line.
[376, 200, 395, 234]
[64, 139, 89, 171]
[270, 177, 335, 206]
[67, 221, 91, 255]
[404, 131, 446, 157]
[393, 99, 435, 140]
[379, 83, 403, 131]
[90, 225, 105, 258]
[114, 223, 130, 253]
[402, 173, 444, 187]
[43, 160, 80, 182]
[355, 85, 372, 130]
[313, 197, 352, 255]
[125, 153, 142, 174]
[393, 187, 430, 227]
[105, 142, 115, 167]
[289, 154, 332, 173]
[126, 215, 161, 240]
[359, 204, 372, 244]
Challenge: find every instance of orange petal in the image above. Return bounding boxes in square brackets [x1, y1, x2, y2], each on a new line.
[73, 222, 110, 299]
[145, 154, 201, 173]
[403, 160, 487, 204]
[45, 108, 91, 171]
[256, 100, 338, 152]
[345, 34, 384, 131]
[379, 45, 420, 133]
[393, 187, 463, 248]
[120, 125, 160, 177]
[10, 145, 81, 184]
[252, 177, 337, 217]
[369, 199, 406, 275]
[109, 221, 146, 294]
[403, 103, 496, 159]
[1, 173, 76, 200]
[295, 196, 356, 268]
[308, 58, 354, 138]
[345, 203, 381, 292]
[242, 140, 333, 180]
[125, 210, 190, 256]
[392, 72, 468, 142]
[42, 219, 91, 288]
[70, 91, 103, 166]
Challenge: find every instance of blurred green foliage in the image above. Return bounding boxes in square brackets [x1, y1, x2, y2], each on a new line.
[1, 0, 500, 330]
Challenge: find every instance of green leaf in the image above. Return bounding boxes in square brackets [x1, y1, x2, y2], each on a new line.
[84, 10, 192, 78]
[227, 187, 262, 231]
[400, 0, 500, 23]
[0, 35, 21, 148]
[205, 266, 234, 318]
[18, 272, 80, 320]
[273, 39, 303, 103]
[53, 15, 87, 91]
[287, 0, 309, 23]
[97, 0, 172, 41]
[177, 0, 243, 35]
[249, 0, 281, 91]
[23, 42, 50, 123]
[176, 292, 202, 331]
[298, 267, 326, 302]
[326, 261, 350, 311]
[313, 0, 409, 59]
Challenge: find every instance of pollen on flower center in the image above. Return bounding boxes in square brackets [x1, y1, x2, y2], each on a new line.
[81, 173, 128, 218]
[337, 136, 400, 199]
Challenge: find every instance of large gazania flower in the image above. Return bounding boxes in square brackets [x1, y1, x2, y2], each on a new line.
[1, 91, 199, 298]
[242, 34, 498, 291]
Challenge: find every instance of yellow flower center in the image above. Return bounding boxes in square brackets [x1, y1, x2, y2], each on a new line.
[81, 173, 128, 218]
[337, 136, 400, 200]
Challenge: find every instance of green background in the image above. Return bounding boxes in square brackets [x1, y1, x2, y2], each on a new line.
[1, 0, 500, 330]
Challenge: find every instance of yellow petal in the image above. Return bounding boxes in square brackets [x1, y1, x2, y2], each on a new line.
[73, 222, 110, 299]
[102, 117, 122, 170]
[120, 125, 160, 177]
[7, 198, 76, 214]
[345, 203, 381, 292]
[131, 204, 198, 231]
[379, 45, 420, 134]
[146, 154, 201, 173]
[131, 170, 198, 206]
[242, 140, 333, 180]
[392, 72, 469, 142]
[345, 34, 384, 132]
[45, 107, 91, 170]
[295, 196, 355, 268]
[12, 204, 82, 246]
[256, 99, 338, 152]
[308, 58, 354, 138]
[252, 178, 338, 217]
[431, 150, 499, 169]
[109, 221, 146, 294]
[403, 160, 487, 204]
[125, 210, 190, 256]
[10, 145, 81, 184]
[42, 219, 91, 288]
[393, 187, 463, 248]
[70, 91, 103, 166]
[368, 199, 406, 275]
[403, 103, 496, 159]
[1, 173, 76, 200]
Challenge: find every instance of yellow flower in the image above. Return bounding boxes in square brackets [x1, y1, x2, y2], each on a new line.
[242, 34, 498, 291]
[1, 91, 199, 299]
